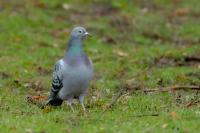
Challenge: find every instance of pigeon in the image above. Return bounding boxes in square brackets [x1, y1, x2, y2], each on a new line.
[45, 27, 93, 112]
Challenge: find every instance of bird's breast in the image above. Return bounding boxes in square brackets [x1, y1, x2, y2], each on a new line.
[65, 64, 92, 80]
[58, 57, 93, 99]
[63, 63, 93, 89]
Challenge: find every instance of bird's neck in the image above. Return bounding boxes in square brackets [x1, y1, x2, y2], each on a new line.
[66, 37, 84, 57]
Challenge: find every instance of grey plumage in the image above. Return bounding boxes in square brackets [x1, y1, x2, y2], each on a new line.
[46, 27, 93, 111]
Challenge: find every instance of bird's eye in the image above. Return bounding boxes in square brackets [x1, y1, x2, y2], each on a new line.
[79, 30, 82, 33]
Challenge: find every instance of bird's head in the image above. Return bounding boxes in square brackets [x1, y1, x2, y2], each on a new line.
[70, 26, 89, 40]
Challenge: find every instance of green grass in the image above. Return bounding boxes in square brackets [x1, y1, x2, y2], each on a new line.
[0, 0, 200, 132]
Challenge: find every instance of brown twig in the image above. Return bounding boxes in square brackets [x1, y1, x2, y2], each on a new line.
[184, 97, 200, 108]
[99, 85, 139, 117]
[100, 86, 128, 115]
[143, 85, 200, 93]
[184, 56, 200, 62]
[98, 85, 200, 118]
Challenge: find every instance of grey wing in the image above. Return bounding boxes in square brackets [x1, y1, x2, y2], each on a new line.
[51, 61, 63, 93]
[47, 60, 64, 106]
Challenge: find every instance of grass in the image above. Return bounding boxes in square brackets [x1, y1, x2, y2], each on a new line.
[0, 0, 200, 132]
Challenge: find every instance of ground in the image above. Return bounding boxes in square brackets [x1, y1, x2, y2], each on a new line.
[0, 0, 200, 133]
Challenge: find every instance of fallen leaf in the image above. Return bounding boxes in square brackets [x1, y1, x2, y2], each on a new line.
[62, 3, 71, 10]
[185, 101, 194, 108]
[34, 1, 46, 9]
[113, 50, 129, 57]
[32, 95, 48, 100]
[174, 8, 189, 17]
[171, 0, 182, 5]
[102, 36, 117, 44]
[171, 111, 177, 119]
[162, 123, 168, 128]
[25, 128, 33, 133]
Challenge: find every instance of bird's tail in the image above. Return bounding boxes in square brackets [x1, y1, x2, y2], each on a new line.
[44, 90, 63, 107]
[46, 97, 63, 106]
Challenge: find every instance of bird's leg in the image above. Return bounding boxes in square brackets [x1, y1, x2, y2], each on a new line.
[78, 94, 86, 112]
[66, 97, 74, 112]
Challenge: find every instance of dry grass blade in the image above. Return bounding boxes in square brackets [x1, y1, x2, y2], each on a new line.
[132, 113, 159, 117]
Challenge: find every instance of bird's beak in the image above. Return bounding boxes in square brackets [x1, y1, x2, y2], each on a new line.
[84, 32, 90, 37]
